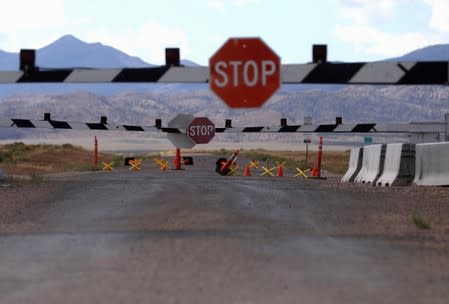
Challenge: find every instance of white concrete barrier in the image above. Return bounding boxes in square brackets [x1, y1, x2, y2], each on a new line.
[414, 142, 449, 186]
[376, 143, 402, 187]
[354, 144, 385, 184]
[341, 147, 363, 183]
[377, 143, 415, 187]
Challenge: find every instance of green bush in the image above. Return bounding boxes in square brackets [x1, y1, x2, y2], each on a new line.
[412, 211, 431, 230]
[61, 143, 74, 149]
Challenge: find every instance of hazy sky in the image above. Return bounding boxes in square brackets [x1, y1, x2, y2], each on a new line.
[0, 0, 448, 65]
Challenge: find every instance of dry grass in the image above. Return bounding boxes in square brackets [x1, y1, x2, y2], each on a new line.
[0, 144, 352, 176]
[185, 148, 351, 174]
[0, 142, 119, 176]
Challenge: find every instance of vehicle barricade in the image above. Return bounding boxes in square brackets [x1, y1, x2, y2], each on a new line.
[354, 144, 386, 184]
[376, 143, 415, 187]
[341, 147, 363, 183]
[414, 142, 449, 186]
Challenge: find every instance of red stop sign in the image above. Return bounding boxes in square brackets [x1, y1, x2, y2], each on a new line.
[188, 117, 215, 144]
[209, 37, 281, 108]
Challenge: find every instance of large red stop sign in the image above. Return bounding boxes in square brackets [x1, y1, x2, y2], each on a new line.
[188, 117, 215, 144]
[209, 37, 281, 108]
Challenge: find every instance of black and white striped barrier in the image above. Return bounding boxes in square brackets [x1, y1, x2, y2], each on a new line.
[215, 122, 447, 134]
[1, 116, 447, 135]
[6, 46, 448, 84]
[0, 116, 180, 133]
[0, 62, 447, 84]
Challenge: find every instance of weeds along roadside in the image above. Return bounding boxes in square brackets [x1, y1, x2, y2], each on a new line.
[0, 142, 119, 176]
[186, 148, 350, 174]
[0, 143, 351, 176]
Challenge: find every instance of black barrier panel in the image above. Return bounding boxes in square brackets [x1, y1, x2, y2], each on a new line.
[398, 62, 448, 84]
[214, 128, 226, 133]
[302, 63, 365, 84]
[12, 119, 35, 128]
[124, 157, 135, 166]
[279, 125, 301, 132]
[49, 120, 72, 129]
[242, 127, 264, 132]
[315, 124, 338, 132]
[17, 70, 73, 82]
[160, 127, 182, 133]
[183, 156, 193, 165]
[112, 67, 169, 82]
[86, 123, 108, 130]
[123, 125, 144, 131]
[352, 124, 376, 132]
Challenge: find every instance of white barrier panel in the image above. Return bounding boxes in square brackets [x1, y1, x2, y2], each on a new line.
[354, 144, 383, 184]
[376, 143, 403, 187]
[414, 142, 449, 186]
[341, 147, 363, 183]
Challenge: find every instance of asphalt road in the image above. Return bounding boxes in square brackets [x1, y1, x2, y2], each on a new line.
[0, 156, 448, 304]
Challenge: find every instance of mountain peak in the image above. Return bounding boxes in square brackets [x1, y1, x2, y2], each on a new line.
[35, 34, 152, 68]
[46, 34, 86, 48]
[58, 34, 82, 42]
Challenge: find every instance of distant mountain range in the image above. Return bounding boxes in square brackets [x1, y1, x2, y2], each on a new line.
[0, 34, 199, 70]
[1, 34, 449, 70]
[0, 35, 448, 144]
[0, 84, 447, 145]
[386, 44, 449, 61]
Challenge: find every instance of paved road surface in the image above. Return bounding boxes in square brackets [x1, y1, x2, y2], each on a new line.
[0, 156, 448, 303]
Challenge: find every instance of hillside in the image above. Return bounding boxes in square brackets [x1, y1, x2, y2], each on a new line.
[37, 35, 152, 68]
[0, 34, 200, 71]
[2, 86, 447, 124]
[0, 85, 447, 147]
[0, 34, 152, 69]
[386, 44, 449, 61]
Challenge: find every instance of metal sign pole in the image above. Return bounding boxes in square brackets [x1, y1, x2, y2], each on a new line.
[306, 141, 309, 167]
[445, 113, 449, 142]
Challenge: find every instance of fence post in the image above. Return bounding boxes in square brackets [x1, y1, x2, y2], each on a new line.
[94, 136, 98, 167]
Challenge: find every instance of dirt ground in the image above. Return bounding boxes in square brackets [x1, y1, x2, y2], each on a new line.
[0, 156, 448, 303]
[2, 173, 448, 239]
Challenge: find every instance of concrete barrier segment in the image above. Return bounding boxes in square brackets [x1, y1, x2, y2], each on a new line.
[414, 142, 449, 186]
[354, 144, 385, 184]
[341, 147, 363, 183]
[376, 143, 403, 187]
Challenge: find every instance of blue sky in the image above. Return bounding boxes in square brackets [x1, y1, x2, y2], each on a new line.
[0, 0, 448, 65]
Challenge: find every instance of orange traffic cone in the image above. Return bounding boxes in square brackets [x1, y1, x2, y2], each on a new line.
[244, 164, 251, 176]
[277, 164, 284, 177]
[311, 167, 318, 177]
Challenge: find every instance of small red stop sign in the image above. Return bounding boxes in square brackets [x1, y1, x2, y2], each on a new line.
[209, 37, 281, 108]
[188, 117, 215, 144]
